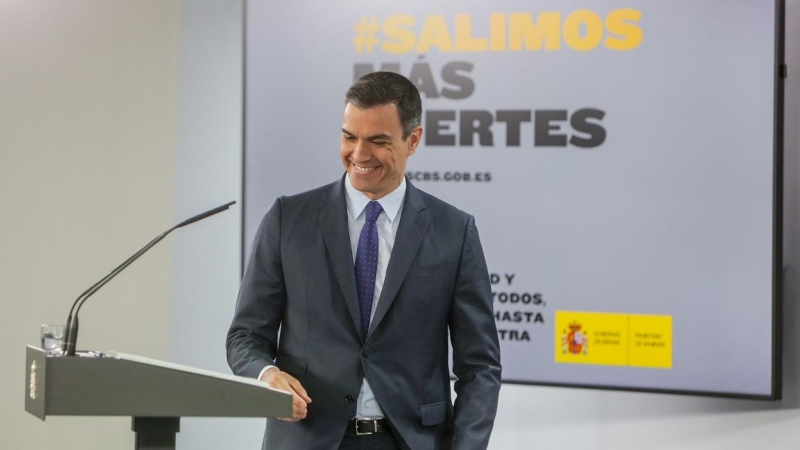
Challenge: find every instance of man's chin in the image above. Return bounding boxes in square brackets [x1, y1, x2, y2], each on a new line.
[351, 181, 375, 194]
[349, 170, 376, 185]
[349, 179, 382, 198]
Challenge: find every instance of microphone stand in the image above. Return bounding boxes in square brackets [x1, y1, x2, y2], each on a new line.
[61, 201, 235, 356]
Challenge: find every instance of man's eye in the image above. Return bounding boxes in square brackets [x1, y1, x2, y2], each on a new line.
[343, 135, 356, 141]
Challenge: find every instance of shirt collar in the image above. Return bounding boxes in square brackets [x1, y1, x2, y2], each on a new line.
[344, 174, 406, 223]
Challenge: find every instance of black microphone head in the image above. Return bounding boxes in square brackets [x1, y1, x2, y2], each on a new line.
[175, 201, 236, 228]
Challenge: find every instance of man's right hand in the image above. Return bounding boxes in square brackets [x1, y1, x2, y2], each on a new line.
[260, 367, 312, 421]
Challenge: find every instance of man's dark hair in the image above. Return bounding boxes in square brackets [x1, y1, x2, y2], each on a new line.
[345, 71, 422, 139]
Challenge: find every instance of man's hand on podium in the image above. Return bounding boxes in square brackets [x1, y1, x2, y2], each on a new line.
[260, 367, 312, 421]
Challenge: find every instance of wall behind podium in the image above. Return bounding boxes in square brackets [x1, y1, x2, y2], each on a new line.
[0, 1, 180, 449]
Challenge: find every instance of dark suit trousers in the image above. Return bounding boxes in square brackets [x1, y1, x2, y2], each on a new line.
[338, 421, 401, 450]
[338, 433, 399, 450]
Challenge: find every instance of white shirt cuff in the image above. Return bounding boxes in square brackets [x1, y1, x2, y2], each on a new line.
[257, 365, 277, 381]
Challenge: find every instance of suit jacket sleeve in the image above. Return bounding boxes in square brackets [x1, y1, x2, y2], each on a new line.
[226, 198, 286, 379]
[450, 215, 502, 449]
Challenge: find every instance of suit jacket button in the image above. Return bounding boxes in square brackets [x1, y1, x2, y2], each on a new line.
[361, 349, 370, 358]
[344, 395, 355, 404]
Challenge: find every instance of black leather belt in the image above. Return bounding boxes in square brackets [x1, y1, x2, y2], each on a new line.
[348, 418, 389, 436]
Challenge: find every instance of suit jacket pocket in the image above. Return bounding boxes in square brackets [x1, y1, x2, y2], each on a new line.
[419, 401, 447, 426]
[276, 352, 308, 376]
[406, 262, 449, 280]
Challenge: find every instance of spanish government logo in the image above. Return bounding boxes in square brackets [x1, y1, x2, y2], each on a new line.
[562, 321, 588, 355]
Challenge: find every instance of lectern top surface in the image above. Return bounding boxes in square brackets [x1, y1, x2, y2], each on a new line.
[89, 350, 289, 394]
[111, 351, 289, 394]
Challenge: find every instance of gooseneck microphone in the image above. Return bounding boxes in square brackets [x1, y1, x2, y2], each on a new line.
[60, 201, 236, 356]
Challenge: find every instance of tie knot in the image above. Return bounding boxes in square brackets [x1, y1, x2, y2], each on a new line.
[364, 201, 383, 223]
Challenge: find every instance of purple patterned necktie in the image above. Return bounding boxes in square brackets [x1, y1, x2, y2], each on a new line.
[354, 201, 383, 340]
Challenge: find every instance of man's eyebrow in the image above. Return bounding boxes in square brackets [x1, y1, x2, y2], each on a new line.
[340, 129, 392, 141]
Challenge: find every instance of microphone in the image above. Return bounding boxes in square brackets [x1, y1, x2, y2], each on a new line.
[60, 201, 236, 356]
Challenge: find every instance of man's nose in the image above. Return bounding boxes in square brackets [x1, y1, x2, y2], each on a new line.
[352, 140, 371, 161]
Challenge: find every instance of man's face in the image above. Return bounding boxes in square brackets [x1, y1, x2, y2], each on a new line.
[340, 102, 422, 200]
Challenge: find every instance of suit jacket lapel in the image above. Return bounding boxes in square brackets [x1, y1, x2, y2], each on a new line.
[318, 178, 363, 339]
[368, 181, 429, 339]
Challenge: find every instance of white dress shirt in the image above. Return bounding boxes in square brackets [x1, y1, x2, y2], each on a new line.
[344, 173, 406, 419]
[258, 175, 406, 419]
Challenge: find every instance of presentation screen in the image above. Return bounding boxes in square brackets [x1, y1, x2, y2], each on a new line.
[243, 0, 783, 399]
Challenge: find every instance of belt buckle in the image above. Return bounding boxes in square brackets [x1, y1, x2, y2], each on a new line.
[355, 419, 377, 436]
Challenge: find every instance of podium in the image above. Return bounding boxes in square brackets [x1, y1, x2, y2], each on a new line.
[24, 346, 292, 450]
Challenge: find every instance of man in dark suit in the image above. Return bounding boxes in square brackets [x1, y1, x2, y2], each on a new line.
[227, 72, 501, 450]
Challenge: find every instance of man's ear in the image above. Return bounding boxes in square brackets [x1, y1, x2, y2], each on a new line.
[406, 126, 423, 156]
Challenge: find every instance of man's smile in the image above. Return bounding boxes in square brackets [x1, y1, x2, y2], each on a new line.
[353, 163, 379, 174]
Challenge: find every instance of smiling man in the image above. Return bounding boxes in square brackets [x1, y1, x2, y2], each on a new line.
[227, 72, 501, 450]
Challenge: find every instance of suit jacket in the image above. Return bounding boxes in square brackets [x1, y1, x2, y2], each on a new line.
[227, 176, 501, 450]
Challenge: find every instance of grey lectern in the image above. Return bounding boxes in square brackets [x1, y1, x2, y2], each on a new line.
[25, 346, 292, 450]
